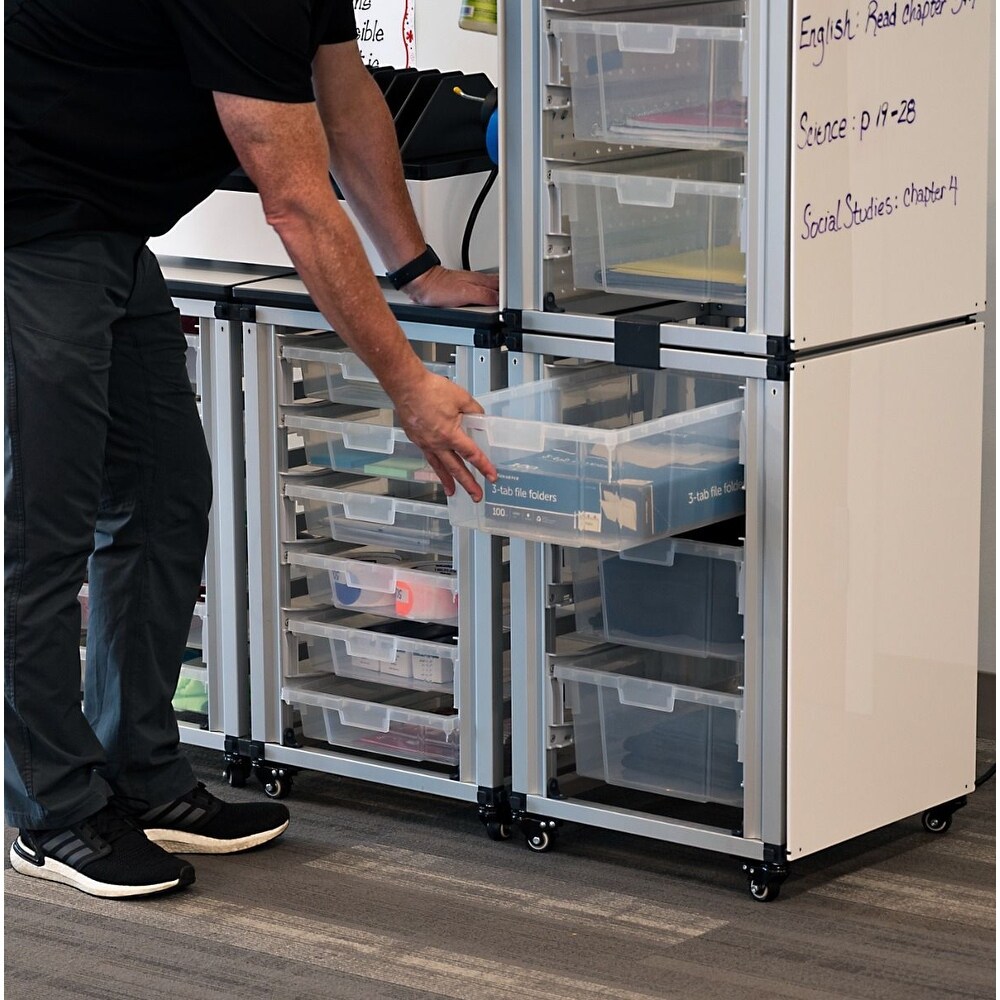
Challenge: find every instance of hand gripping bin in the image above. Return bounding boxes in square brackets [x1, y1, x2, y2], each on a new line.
[448, 364, 745, 550]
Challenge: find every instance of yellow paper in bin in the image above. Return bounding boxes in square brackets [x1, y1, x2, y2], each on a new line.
[611, 244, 745, 285]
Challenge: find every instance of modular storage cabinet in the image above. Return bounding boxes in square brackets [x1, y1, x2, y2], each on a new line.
[235, 277, 513, 834]
[474, 0, 990, 899]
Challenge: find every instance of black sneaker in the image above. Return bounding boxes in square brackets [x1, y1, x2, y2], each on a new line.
[136, 783, 289, 855]
[9, 803, 195, 899]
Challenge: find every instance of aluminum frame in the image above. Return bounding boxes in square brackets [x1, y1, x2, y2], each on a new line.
[168, 298, 251, 752]
[500, 1, 793, 351]
[242, 312, 509, 803]
[504, 334, 786, 862]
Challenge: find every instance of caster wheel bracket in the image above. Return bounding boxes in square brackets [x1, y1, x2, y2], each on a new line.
[742, 861, 789, 902]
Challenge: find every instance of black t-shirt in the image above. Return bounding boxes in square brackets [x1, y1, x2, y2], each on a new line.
[5, 0, 357, 247]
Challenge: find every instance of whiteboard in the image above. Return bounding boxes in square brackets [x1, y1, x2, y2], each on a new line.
[789, 1, 991, 348]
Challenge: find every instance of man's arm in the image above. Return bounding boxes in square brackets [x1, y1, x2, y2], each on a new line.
[313, 41, 498, 308]
[212, 91, 495, 499]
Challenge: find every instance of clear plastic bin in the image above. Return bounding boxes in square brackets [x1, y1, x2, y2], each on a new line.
[286, 547, 459, 624]
[284, 408, 436, 483]
[551, 7, 747, 150]
[281, 343, 454, 407]
[287, 609, 459, 693]
[448, 364, 744, 550]
[554, 653, 743, 804]
[569, 536, 743, 657]
[551, 639, 743, 695]
[285, 476, 452, 555]
[283, 674, 459, 766]
[551, 151, 746, 305]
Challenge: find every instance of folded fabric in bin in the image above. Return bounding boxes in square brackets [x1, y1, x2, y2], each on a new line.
[599, 551, 742, 645]
[172, 676, 208, 715]
[620, 715, 741, 787]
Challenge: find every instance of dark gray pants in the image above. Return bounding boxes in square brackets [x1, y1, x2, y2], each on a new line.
[5, 232, 212, 829]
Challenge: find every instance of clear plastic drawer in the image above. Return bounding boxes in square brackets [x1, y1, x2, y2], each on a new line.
[569, 536, 743, 657]
[287, 609, 459, 693]
[448, 364, 744, 550]
[282, 343, 454, 407]
[550, 151, 746, 305]
[286, 547, 459, 625]
[284, 476, 452, 555]
[551, 6, 747, 151]
[284, 408, 436, 483]
[283, 674, 459, 766]
[554, 650, 743, 805]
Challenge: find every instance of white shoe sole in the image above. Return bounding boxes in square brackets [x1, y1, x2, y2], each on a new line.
[143, 819, 289, 855]
[9, 840, 190, 899]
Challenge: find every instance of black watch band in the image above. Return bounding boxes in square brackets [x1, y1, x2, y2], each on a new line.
[386, 245, 441, 290]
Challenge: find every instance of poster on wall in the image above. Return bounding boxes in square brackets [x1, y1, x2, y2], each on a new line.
[354, 0, 415, 67]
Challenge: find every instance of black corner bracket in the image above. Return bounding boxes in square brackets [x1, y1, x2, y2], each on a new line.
[765, 336, 793, 381]
[500, 308, 523, 352]
[614, 313, 662, 370]
[213, 301, 257, 322]
[473, 327, 505, 349]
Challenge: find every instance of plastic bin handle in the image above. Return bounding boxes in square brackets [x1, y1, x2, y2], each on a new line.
[344, 633, 397, 663]
[340, 423, 395, 454]
[338, 355, 379, 383]
[616, 677, 676, 712]
[341, 493, 396, 524]
[616, 23, 679, 55]
[337, 702, 393, 733]
[464, 414, 547, 453]
[614, 175, 676, 209]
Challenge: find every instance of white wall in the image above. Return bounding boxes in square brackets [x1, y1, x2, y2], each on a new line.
[413, 2, 499, 79]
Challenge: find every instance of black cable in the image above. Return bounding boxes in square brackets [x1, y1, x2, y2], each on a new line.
[461, 166, 498, 272]
[975, 764, 995, 788]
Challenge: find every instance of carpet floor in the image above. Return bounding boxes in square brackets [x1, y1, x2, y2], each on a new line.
[5, 741, 995, 1000]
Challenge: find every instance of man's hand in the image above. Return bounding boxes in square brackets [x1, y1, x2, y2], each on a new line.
[402, 266, 500, 308]
[389, 369, 497, 501]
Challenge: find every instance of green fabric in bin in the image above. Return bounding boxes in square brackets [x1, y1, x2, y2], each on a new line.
[172, 676, 208, 715]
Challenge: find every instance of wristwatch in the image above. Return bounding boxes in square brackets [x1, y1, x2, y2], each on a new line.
[386, 245, 441, 290]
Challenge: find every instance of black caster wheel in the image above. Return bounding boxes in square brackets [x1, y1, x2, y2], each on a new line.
[258, 768, 292, 800]
[525, 829, 555, 853]
[742, 861, 787, 903]
[222, 759, 251, 788]
[921, 809, 952, 834]
[748, 879, 781, 902]
[485, 820, 512, 842]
